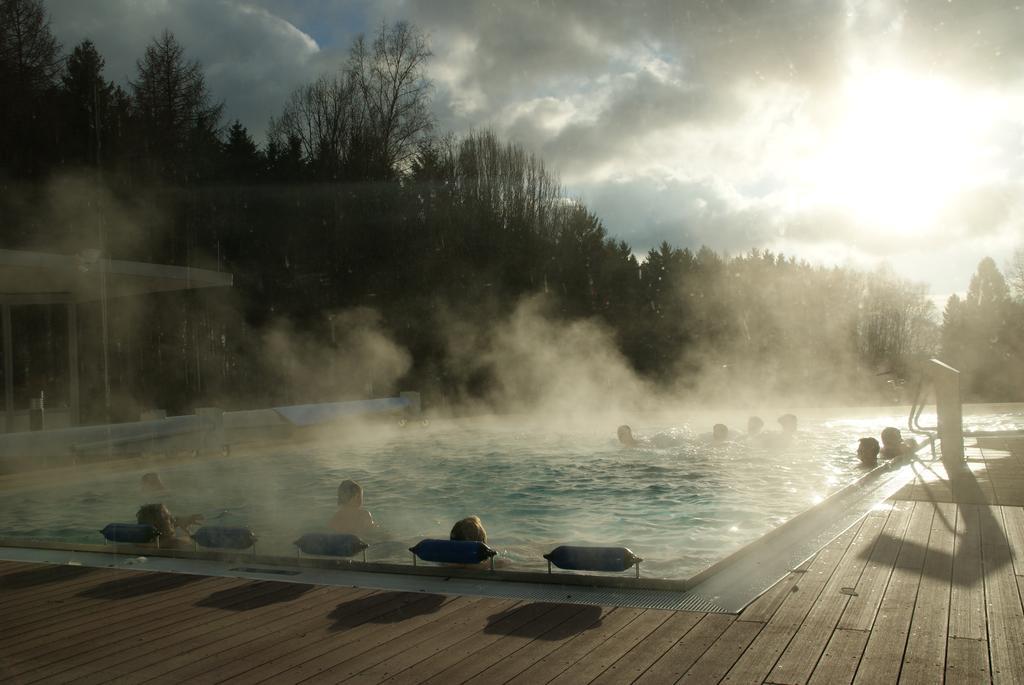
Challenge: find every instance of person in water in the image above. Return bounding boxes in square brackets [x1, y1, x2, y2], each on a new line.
[712, 423, 730, 444]
[617, 425, 638, 447]
[778, 414, 798, 435]
[617, 425, 652, 447]
[141, 472, 166, 493]
[450, 515, 487, 542]
[330, 479, 377, 534]
[880, 427, 917, 459]
[136, 503, 203, 546]
[746, 416, 765, 437]
[449, 515, 509, 567]
[753, 414, 798, 448]
[857, 437, 880, 468]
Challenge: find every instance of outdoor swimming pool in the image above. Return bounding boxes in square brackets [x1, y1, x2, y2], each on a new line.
[1, 404, 1021, 579]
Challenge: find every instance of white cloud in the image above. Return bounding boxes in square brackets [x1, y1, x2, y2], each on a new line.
[48, 0, 323, 139]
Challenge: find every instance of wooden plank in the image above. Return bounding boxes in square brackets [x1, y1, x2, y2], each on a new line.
[852, 500, 934, 684]
[417, 603, 588, 685]
[588, 610, 704, 684]
[0, 560, 37, 572]
[945, 636, 991, 684]
[949, 504, 986, 640]
[807, 628, 868, 685]
[79, 585, 350, 684]
[448, 604, 610, 685]
[633, 613, 734, 684]
[347, 600, 540, 685]
[721, 521, 868, 684]
[899, 501, 956, 685]
[1000, 506, 1024, 576]
[1, 572, 243, 654]
[0, 561, 72, 580]
[300, 598, 516, 685]
[978, 503, 1009, 547]
[13, 578, 302, 683]
[0, 570, 227, 643]
[546, 609, 672, 685]
[0, 568, 207, 632]
[769, 511, 887, 684]
[142, 585, 397, 679]
[270, 596, 476, 685]
[837, 500, 915, 631]
[677, 619, 762, 685]
[504, 607, 646, 684]
[739, 556, 814, 624]
[378, 602, 561, 685]
[208, 592, 464, 685]
[337, 598, 521, 685]
[0, 565, 142, 617]
[980, 505, 1024, 685]
[3, 574, 245, 673]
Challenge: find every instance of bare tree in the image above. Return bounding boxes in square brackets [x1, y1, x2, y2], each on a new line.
[268, 73, 354, 179]
[0, 0, 61, 94]
[347, 21, 434, 177]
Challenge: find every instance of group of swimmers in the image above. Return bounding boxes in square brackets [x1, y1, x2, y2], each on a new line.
[856, 427, 918, 468]
[134, 473, 488, 551]
[617, 413, 799, 449]
[618, 417, 919, 469]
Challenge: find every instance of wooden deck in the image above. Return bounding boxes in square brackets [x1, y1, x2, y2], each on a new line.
[3, 440, 1024, 683]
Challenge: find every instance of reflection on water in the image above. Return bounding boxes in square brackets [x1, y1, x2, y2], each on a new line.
[1, 404, 1021, 579]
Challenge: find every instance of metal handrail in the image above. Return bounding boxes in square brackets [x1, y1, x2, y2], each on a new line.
[906, 369, 938, 460]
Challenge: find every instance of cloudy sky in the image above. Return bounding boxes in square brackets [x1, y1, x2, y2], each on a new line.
[47, 0, 1024, 303]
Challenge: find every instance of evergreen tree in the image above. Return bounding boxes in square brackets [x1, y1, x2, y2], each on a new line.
[221, 120, 261, 181]
[131, 30, 223, 183]
[60, 39, 114, 167]
[0, 0, 62, 175]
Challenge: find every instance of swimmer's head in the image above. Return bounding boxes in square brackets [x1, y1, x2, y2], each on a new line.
[337, 479, 363, 507]
[747, 416, 764, 435]
[778, 414, 798, 433]
[857, 437, 880, 466]
[450, 515, 487, 543]
[712, 424, 729, 443]
[141, 472, 165, 493]
[136, 503, 175, 537]
[880, 427, 903, 449]
[617, 425, 635, 446]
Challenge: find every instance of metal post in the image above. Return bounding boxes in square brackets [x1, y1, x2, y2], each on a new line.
[2, 304, 12, 433]
[67, 303, 79, 426]
[927, 359, 964, 471]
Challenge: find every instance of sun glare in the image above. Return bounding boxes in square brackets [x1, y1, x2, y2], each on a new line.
[811, 69, 995, 234]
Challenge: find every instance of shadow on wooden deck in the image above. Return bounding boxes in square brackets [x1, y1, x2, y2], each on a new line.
[0, 563, 97, 589]
[329, 591, 447, 629]
[78, 570, 205, 598]
[196, 579, 315, 610]
[864, 462, 1013, 584]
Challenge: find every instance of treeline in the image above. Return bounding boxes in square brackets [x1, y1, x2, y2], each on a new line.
[1, 0, 1021, 421]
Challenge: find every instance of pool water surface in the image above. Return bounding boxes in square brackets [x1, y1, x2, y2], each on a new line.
[1, 404, 1021, 579]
